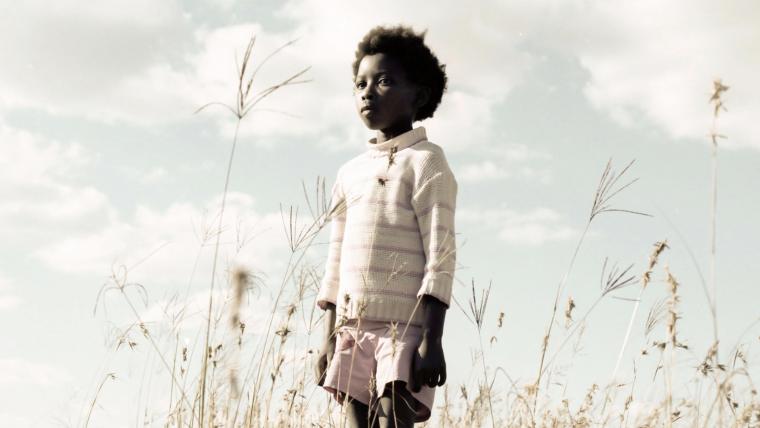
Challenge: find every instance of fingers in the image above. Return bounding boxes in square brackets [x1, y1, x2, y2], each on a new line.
[419, 366, 437, 389]
[412, 352, 448, 390]
[315, 357, 324, 385]
[426, 371, 438, 388]
[315, 352, 330, 386]
[422, 367, 447, 388]
[413, 364, 448, 389]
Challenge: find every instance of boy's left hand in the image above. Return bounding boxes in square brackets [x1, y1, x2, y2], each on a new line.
[410, 335, 447, 392]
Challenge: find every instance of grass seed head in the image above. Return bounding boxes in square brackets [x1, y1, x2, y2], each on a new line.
[564, 296, 576, 328]
[389, 321, 399, 358]
[230, 265, 250, 328]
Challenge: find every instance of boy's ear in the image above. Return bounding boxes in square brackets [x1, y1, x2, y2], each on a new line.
[415, 86, 431, 109]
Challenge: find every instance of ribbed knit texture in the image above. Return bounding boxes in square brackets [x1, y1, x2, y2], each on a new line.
[316, 126, 458, 326]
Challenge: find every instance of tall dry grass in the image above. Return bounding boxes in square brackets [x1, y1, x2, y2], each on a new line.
[83, 33, 759, 428]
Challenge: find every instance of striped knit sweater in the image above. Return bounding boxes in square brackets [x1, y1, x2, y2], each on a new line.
[316, 126, 458, 326]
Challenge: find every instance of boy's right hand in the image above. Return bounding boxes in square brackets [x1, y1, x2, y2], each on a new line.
[315, 302, 337, 386]
[314, 337, 336, 386]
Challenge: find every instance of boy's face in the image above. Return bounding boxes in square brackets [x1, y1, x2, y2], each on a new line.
[353, 53, 420, 132]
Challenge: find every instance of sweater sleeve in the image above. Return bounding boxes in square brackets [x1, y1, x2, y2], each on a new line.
[411, 154, 458, 308]
[316, 169, 347, 310]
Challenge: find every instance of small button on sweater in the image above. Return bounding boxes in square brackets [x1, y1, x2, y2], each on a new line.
[316, 126, 458, 326]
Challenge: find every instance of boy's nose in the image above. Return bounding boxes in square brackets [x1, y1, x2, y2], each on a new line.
[361, 84, 376, 100]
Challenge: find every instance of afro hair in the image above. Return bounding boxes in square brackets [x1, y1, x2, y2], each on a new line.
[352, 25, 448, 122]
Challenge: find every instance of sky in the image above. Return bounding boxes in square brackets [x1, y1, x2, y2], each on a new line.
[1, 0, 759, 426]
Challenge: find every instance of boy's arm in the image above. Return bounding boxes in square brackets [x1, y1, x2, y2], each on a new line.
[315, 170, 344, 383]
[316, 172, 347, 310]
[322, 302, 337, 342]
[315, 301, 337, 386]
[411, 294, 448, 392]
[420, 294, 447, 341]
[410, 153, 457, 392]
[411, 153, 458, 310]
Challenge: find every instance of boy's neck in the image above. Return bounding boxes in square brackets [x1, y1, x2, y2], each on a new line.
[374, 122, 413, 144]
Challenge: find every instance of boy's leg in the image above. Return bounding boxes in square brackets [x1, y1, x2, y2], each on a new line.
[347, 399, 372, 428]
[375, 381, 416, 428]
[322, 321, 384, 427]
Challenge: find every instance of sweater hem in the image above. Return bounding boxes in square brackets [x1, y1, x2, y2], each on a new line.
[335, 291, 426, 326]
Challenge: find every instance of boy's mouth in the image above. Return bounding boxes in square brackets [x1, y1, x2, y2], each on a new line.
[360, 104, 376, 112]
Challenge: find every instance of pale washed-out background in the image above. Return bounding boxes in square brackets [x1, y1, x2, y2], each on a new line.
[1, 0, 759, 426]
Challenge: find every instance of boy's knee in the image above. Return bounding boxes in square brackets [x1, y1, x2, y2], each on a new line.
[381, 381, 412, 399]
[377, 381, 416, 425]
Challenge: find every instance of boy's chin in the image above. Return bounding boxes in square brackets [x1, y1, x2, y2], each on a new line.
[359, 117, 385, 131]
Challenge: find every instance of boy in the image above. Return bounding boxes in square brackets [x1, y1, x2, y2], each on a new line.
[314, 24, 457, 428]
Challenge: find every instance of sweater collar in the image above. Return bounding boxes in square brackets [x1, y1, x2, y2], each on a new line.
[365, 126, 427, 157]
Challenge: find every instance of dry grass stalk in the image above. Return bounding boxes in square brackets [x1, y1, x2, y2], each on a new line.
[88, 53, 760, 428]
[228, 266, 249, 401]
[707, 78, 728, 365]
[663, 264, 686, 428]
[564, 297, 576, 329]
[573, 383, 598, 427]
[94, 263, 196, 421]
[83, 372, 117, 427]
[608, 240, 669, 387]
[663, 265, 686, 352]
[241, 185, 340, 426]
[540, 258, 636, 379]
[464, 279, 496, 428]
[533, 158, 649, 417]
[91, 171, 760, 427]
[192, 32, 311, 427]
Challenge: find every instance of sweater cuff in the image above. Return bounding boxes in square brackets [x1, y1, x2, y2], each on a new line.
[416, 270, 453, 308]
[316, 279, 339, 310]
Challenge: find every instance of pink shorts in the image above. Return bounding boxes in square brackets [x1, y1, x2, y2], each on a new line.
[321, 319, 436, 422]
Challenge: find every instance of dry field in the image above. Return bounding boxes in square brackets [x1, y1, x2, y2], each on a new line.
[84, 35, 758, 428]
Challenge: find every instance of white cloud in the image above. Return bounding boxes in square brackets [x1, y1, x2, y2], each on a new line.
[0, 123, 91, 186]
[0, 7, 317, 131]
[540, 0, 760, 149]
[276, 0, 538, 103]
[0, 1, 541, 151]
[459, 160, 510, 182]
[3, 0, 759, 152]
[0, 122, 112, 236]
[0, 359, 72, 386]
[137, 288, 274, 336]
[35, 192, 294, 288]
[424, 91, 495, 153]
[0, 274, 13, 291]
[94, 13, 509, 148]
[0, 0, 192, 122]
[0, 414, 32, 427]
[0, 296, 21, 311]
[116, 165, 170, 184]
[140, 166, 169, 184]
[459, 205, 579, 246]
[0, 274, 21, 311]
[250, 0, 540, 149]
[458, 143, 553, 183]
